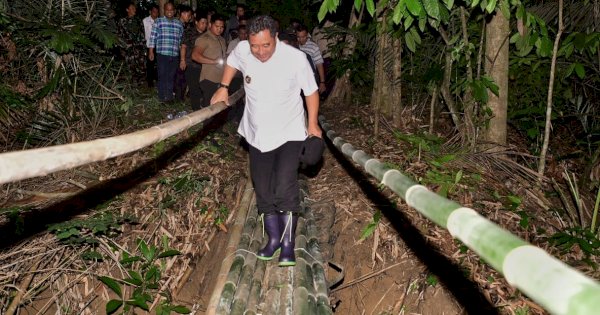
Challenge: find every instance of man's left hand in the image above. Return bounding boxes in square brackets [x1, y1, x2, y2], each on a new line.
[318, 82, 326, 94]
[179, 60, 187, 70]
[308, 124, 322, 138]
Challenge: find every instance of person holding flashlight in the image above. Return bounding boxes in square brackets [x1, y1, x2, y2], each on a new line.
[192, 14, 226, 108]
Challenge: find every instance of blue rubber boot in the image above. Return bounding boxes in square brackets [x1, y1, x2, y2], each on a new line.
[278, 212, 299, 267]
[257, 213, 281, 260]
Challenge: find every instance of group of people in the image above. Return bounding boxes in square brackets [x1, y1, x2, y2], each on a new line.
[120, 3, 332, 268]
[117, 3, 330, 110]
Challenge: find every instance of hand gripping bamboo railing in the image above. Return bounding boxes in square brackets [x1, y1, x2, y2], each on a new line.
[319, 115, 600, 315]
[0, 89, 244, 185]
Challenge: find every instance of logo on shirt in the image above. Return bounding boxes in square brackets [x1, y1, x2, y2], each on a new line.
[245, 75, 251, 84]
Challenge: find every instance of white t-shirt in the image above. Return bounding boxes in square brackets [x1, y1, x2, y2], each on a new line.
[143, 16, 155, 48]
[227, 39, 318, 152]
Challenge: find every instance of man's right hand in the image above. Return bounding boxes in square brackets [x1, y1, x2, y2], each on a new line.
[210, 87, 230, 106]
[148, 50, 154, 61]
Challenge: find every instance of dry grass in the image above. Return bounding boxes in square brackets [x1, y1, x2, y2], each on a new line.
[0, 119, 247, 314]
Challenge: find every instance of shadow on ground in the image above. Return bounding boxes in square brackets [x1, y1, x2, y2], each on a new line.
[326, 139, 500, 315]
[0, 110, 233, 250]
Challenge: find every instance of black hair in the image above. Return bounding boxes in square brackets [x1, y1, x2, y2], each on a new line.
[278, 32, 296, 43]
[248, 15, 278, 38]
[150, 4, 159, 10]
[295, 24, 309, 33]
[195, 10, 208, 21]
[179, 5, 192, 14]
[211, 14, 225, 24]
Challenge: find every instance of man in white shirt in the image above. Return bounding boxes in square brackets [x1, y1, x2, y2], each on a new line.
[142, 4, 159, 87]
[211, 15, 322, 267]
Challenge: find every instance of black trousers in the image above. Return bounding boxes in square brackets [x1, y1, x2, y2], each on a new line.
[249, 141, 304, 215]
[199, 80, 219, 108]
[146, 55, 157, 87]
[185, 66, 203, 110]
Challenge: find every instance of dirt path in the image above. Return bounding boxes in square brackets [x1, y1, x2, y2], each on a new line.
[173, 117, 470, 314]
[2, 100, 550, 315]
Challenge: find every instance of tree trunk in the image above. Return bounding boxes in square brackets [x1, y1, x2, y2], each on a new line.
[371, 10, 402, 132]
[538, 0, 564, 175]
[391, 36, 403, 127]
[371, 14, 387, 136]
[324, 6, 361, 107]
[440, 50, 461, 129]
[483, 9, 510, 148]
[460, 6, 476, 148]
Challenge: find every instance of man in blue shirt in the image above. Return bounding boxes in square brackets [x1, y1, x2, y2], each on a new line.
[148, 2, 184, 103]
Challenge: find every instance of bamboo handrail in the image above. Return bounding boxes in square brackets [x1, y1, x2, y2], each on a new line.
[0, 89, 244, 185]
[319, 115, 600, 315]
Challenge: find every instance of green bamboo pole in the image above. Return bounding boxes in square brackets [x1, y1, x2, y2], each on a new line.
[229, 233, 260, 315]
[312, 263, 331, 315]
[263, 266, 283, 314]
[0, 89, 244, 185]
[278, 268, 294, 315]
[319, 116, 600, 315]
[206, 180, 253, 315]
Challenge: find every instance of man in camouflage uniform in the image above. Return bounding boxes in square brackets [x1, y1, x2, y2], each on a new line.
[118, 3, 146, 83]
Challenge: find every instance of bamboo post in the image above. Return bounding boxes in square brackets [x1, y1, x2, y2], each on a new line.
[0, 89, 244, 185]
[229, 228, 260, 315]
[206, 179, 253, 315]
[245, 212, 267, 314]
[319, 115, 600, 315]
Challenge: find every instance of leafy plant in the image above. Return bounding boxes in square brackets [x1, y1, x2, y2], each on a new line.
[99, 238, 190, 315]
[425, 273, 438, 286]
[514, 305, 531, 315]
[3, 206, 26, 235]
[393, 131, 443, 154]
[49, 212, 137, 246]
[422, 167, 463, 198]
[158, 171, 211, 210]
[214, 204, 230, 227]
[360, 210, 381, 241]
[3, 0, 127, 148]
[326, 22, 377, 89]
[550, 227, 600, 259]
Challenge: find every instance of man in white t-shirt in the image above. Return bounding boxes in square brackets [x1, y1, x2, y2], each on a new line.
[142, 4, 159, 87]
[211, 15, 321, 268]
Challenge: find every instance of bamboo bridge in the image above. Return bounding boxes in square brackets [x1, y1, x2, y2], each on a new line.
[1, 88, 600, 315]
[205, 180, 336, 315]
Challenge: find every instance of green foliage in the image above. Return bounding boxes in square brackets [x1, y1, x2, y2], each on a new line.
[49, 211, 137, 246]
[514, 306, 531, 315]
[2, 206, 26, 236]
[425, 273, 438, 286]
[3, 0, 127, 148]
[550, 227, 600, 257]
[491, 190, 523, 212]
[423, 167, 463, 198]
[99, 238, 189, 315]
[214, 205, 230, 227]
[360, 210, 381, 241]
[194, 133, 236, 159]
[158, 171, 211, 210]
[326, 23, 377, 90]
[394, 131, 443, 152]
[10, 0, 117, 54]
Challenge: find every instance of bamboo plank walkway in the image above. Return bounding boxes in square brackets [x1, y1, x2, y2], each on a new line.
[209, 181, 333, 315]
